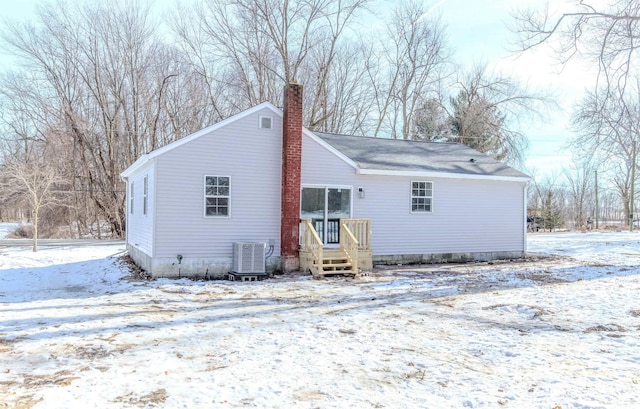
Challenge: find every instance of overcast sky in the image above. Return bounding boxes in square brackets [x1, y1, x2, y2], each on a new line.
[0, 0, 594, 179]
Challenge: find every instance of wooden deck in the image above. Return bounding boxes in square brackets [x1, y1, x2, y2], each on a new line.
[299, 218, 372, 278]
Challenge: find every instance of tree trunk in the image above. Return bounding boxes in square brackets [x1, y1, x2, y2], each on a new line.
[32, 208, 39, 252]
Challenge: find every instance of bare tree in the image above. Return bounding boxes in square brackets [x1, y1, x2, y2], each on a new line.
[563, 154, 597, 229]
[1, 157, 67, 251]
[172, 0, 372, 130]
[572, 81, 640, 225]
[511, 1, 640, 226]
[0, 1, 195, 237]
[511, 1, 640, 100]
[308, 41, 378, 134]
[369, 0, 449, 139]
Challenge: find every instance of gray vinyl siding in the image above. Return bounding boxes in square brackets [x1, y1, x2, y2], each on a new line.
[153, 107, 282, 261]
[125, 162, 155, 256]
[302, 134, 526, 256]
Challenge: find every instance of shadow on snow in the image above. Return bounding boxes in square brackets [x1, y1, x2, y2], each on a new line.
[1, 253, 639, 342]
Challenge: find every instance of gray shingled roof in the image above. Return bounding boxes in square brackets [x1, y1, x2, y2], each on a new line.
[314, 132, 530, 179]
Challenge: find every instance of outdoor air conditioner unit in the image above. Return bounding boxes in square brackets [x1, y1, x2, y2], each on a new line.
[232, 242, 266, 274]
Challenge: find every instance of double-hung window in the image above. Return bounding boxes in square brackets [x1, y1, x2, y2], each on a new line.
[411, 181, 433, 212]
[205, 176, 230, 216]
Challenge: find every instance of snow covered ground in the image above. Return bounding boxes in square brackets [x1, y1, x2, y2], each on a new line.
[1, 230, 639, 408]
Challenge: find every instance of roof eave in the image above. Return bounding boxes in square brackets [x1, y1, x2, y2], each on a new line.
[357, 168, 531, 182]
[304, 129, 359, 169]
[120, 155, 150, 180]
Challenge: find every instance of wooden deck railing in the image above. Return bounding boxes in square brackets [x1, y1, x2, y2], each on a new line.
[341, 219, 371, 250]
[300, 218, 371, 276]
[340, 222, 359, 274]
[300, 218, 323, 276]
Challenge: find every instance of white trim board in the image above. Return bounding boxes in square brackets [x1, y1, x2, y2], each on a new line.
[357, 168, 531, 183]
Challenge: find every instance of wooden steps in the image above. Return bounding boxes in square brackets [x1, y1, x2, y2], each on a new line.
[315, 249, 357, 278]
[299, 218, 371, 279]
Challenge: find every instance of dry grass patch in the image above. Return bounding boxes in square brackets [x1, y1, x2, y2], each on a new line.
[113, 388, 168, 407]
[22, 370, 80, 387]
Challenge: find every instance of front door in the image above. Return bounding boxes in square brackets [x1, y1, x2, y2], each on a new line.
[301, 186, 351, 245]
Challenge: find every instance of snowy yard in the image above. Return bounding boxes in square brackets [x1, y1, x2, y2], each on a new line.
[1, 231, 639, 408]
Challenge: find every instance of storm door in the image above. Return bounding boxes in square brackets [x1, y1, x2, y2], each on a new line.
[301, 187, 351, 245]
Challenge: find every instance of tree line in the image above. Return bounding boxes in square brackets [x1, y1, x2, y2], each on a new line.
[3, 0, 636, 244]
[512, 0, 640, 231]
[0, 0, 545, 243]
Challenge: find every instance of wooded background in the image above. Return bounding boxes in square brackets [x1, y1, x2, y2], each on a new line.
[0, 0, 637, 239]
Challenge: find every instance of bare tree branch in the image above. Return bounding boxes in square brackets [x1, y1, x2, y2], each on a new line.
[510, 1, 640, 100]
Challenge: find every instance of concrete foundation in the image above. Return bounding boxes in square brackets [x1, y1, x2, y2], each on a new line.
[373, 251, 525, 266]
[127, 244, 524, 279]
[126, 244, 153, 273]
[126, 244, 281, 279]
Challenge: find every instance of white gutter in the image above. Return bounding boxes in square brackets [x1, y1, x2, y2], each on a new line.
[357, 168, 531, 183]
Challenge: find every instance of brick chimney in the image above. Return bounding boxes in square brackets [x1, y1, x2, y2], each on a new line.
[281, 82, 303, 272]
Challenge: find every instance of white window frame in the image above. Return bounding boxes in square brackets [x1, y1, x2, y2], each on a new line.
[300, 184, 354, 220]
[204, 175, 231, 217]
[411, 180, 433, 213]
[259, 115, 273, 129]
[300, 184, 353, 247]
[143, 176, 148, 216]
[130, 181, 134, 214]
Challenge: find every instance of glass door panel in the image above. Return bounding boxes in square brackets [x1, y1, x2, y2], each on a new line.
[301, 188, 326, 243]
[302, 187, 351, 245]
[328, 188, 351, 218]
[327, 188, 351, 244]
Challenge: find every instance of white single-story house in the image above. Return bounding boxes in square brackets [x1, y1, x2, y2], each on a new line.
[120, 83, 530, 279]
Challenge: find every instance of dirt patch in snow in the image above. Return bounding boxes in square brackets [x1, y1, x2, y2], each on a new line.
[517, 271, 571, 284]
[584, 323, 627, 333]
[22, 370, 80, 387]
[0, 371, 79, 408]
[65, 345, 115, 360]
[0, 395, 43, 409]
[112, 389, 168, 407]
[0, 338, 16, 353]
